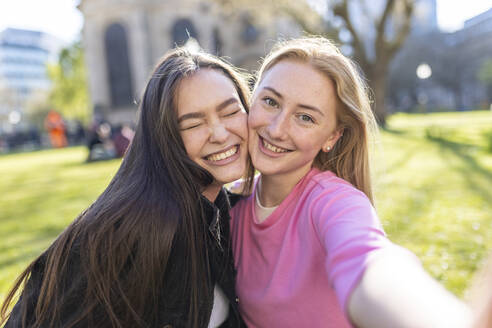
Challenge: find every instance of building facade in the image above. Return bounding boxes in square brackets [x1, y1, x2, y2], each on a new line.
[0, 28, 63, 130]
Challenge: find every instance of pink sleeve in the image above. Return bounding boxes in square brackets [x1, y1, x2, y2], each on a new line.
[312, 188, 393, 315]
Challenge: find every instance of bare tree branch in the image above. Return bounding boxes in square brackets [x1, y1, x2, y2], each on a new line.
[387, 0, 414, 57]
[212, 0, 415, 124]
[333, 1, 369, 70]
[376, 0, 396, 42]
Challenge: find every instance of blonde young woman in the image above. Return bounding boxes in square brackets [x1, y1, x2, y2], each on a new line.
[230, 37, 471, 327]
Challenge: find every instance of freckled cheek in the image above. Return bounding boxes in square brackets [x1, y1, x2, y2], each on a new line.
[247, 108, 266, 133]
[296, 133, 325, 154]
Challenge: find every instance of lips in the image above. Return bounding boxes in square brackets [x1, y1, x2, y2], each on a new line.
[259, 136, 292, 154]
[205, 145, 239, 162]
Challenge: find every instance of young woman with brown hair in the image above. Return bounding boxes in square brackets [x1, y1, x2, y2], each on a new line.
[1, 48, 252, 328]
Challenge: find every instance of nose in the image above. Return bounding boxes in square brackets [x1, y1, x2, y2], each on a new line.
[209, 121, 229, 144]
[266, 111, 289, 140]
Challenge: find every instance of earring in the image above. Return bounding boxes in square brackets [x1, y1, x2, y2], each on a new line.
[326, 146, 331, 151]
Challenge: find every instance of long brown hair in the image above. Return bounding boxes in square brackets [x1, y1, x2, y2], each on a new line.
[1, 48, 252, 327]
[252, 37, 377, 203]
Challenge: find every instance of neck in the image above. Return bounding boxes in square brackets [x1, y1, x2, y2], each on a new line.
[202, 184, 222, 202]
[258, 165, 313, 207]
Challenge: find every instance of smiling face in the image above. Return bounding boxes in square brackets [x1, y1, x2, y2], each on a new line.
[176, 68, 248, 196]
[248, 60, 341, 184]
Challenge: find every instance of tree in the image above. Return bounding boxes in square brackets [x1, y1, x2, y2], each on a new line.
[213, 0, 414, 125]
[332, 0, 414, 124]
[47, 41, 90, 123]
[478, 58, 492, 103]
[388, 32, 463, 112]
[386, 35, 425, 112]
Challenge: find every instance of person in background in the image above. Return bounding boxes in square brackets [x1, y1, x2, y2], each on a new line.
[230, 37, 471, 328]
[44, 110, 67, 148]
[1, 47, 252, 328]
[86, 112, 113, 161]
[112, 123, 135, 158]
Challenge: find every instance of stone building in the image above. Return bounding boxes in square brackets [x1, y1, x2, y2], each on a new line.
[78, 0, 301, 124]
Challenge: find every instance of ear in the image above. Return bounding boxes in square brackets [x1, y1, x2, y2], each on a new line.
[322, 128, 343, 152]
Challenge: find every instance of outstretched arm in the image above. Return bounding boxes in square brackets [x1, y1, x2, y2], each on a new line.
[348, 251, 472, 328]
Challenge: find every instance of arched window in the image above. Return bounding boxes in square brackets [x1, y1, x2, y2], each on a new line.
[172, 18, 198, 47]
[104, 23, 133, 108]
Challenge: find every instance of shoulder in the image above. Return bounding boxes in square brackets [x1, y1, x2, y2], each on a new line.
[304, 171, 381, 232]
[306, 170, 371, 210]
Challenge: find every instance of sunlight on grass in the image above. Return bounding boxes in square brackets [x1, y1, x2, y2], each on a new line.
[375, 111, 492, 296]
[0, 147, 121, 302]
[0, 111, 491, 304]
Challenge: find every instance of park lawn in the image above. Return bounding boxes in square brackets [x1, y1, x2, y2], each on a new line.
[0, 149, 121, 303]
[376, 111, 492, 296]
[0, 110, 491, 305]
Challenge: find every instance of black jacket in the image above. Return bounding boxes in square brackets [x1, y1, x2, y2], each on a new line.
[4, 189, 245, 328]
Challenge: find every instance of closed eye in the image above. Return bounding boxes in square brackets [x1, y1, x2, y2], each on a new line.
[180, 122, 202, 130]
[222, 109, 240, 117]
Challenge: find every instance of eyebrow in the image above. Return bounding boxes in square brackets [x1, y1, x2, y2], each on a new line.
[262, 86, 324, 116]
[178, 97, 239, 123]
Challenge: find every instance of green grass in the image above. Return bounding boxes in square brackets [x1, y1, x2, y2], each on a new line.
[0, 110, 491, 305]
[0, 148, 121, 303]
[375, 111, 492, 297]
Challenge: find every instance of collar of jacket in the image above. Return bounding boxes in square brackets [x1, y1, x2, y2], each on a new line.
[200, 188, 231, 250]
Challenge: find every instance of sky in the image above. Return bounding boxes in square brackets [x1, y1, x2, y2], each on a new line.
[0, 0, 490, 44]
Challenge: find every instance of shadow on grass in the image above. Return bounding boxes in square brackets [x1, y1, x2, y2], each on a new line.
[381, 126, 408, 135]
[0, 249, 44, 270]
[0, 225, 61, 268]
[0, 223, 62, 249]
[382, 145, 419, 176]
[427, 136, 492, 203]
[60, 157, 121, 169]
[381, 182, 433, 240]
[378, 127, 421, 176]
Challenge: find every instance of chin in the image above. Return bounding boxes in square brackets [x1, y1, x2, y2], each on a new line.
[211, 169, 245, 185]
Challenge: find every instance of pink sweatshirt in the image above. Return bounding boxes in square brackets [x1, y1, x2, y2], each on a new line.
[230, 168, 396, 327]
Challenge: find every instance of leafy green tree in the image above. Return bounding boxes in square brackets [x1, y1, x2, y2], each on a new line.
[47, 41, 90, 123]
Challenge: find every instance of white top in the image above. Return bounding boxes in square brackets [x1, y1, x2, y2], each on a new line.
[208, 284, 229, 328]
[254, 181, 278, 223]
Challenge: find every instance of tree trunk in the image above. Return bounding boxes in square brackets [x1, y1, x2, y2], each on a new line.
[452, 85, 463, 110]
[368, 67, 388, 127]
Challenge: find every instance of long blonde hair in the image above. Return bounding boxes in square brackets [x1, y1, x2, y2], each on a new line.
[253, 37, 377, 203]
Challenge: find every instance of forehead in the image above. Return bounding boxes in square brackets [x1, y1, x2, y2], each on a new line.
[176, 68, 239, 115]
[257, 60, 337, 110]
